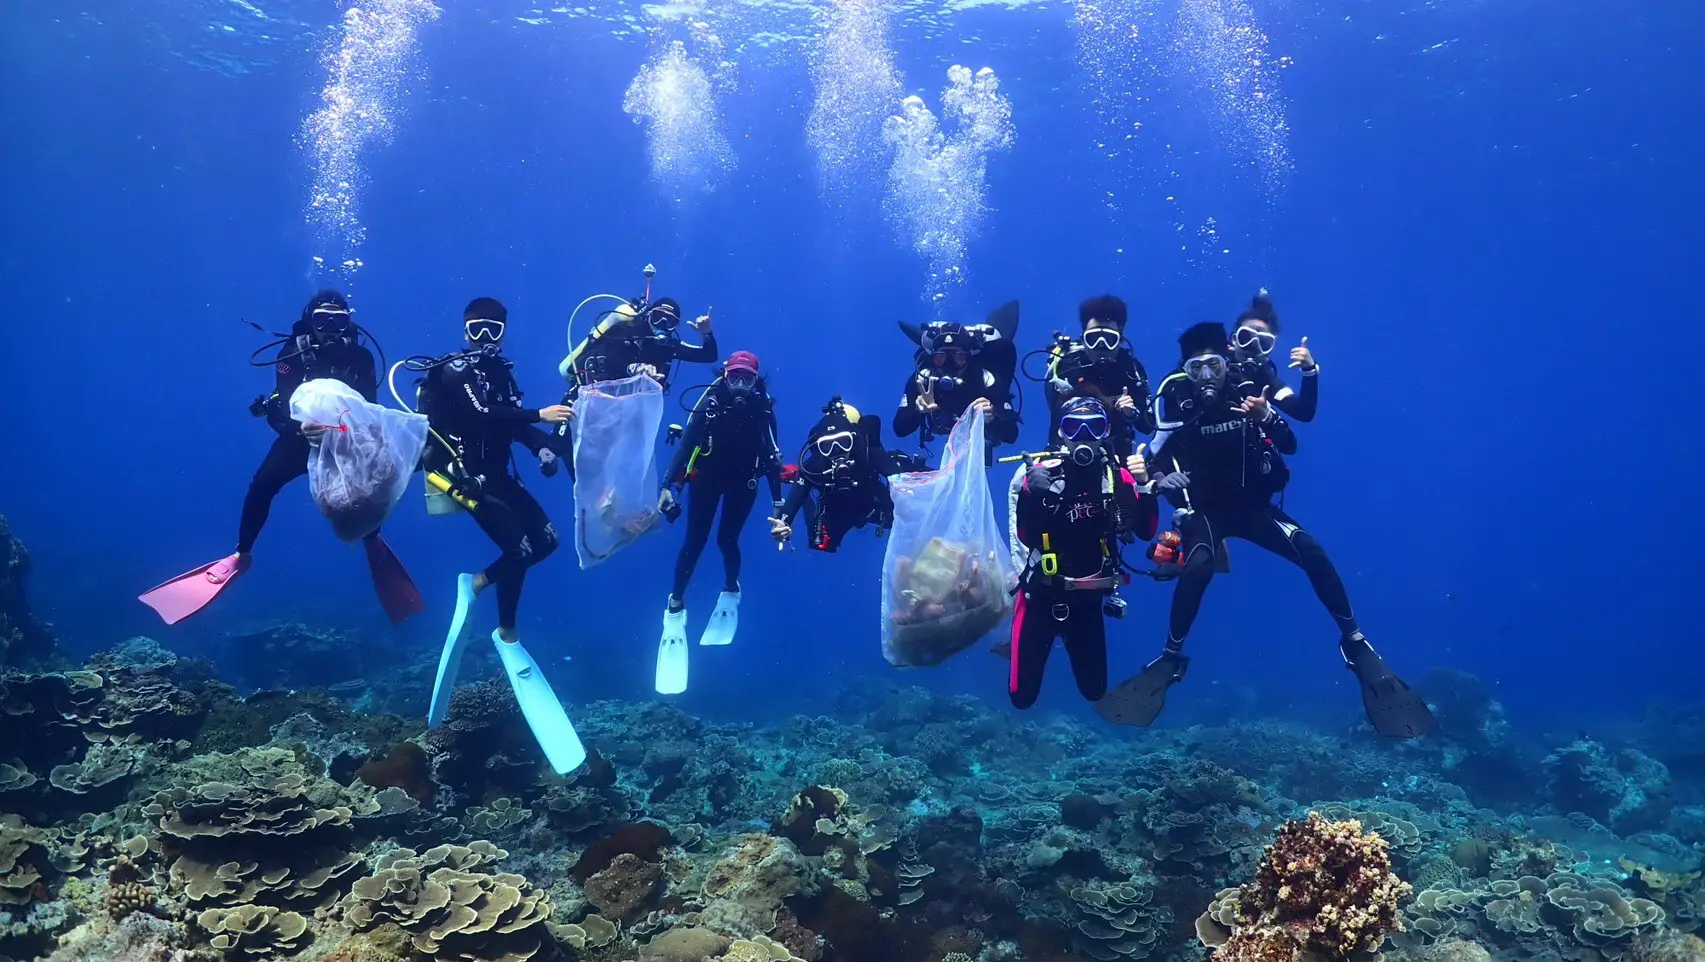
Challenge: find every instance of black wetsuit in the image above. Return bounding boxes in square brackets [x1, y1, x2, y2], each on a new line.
[420, 351, 563, 631]
[1009, 458, 1158, 710]
[892, 365, 1019, 462]
[776, 423, 899, 553]
[1046, 340, 1155, 458]
[666, 386, 783, 600]
[1229, 350, 1319, 422]
[1153, 389, 1356, 652]
[239, 323, 379, 554]
[574, 327, 718, 390]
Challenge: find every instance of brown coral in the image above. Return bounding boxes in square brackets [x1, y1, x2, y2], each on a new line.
[0, 813, 50, 906]
[340, 842, 552, 962]
[197, 905, 312, 957]
[1198, 812, 1412, 961]
[583, 852, 662, 921]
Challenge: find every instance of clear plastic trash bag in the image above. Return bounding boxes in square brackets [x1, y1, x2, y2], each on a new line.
[880, 407, 1016, 667]
[289, 378, 430, 543]
[572, 373, 666, 568]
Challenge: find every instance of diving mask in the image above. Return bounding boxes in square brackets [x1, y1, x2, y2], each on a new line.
[1061, 410, 1110, 442]
[1084, 327, 1122, 353]
[1234, 325, 1276, 356]
[465, 318, 505, 343]
[814, 431, 855, 458]
[648, 304, 681, 332]
[1185, 354, 1229, 382]
[310, 305, 353, 335]
[725, 368, 759, 393]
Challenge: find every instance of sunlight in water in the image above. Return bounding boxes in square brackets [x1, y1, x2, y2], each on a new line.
[300, 0, 440, 282]
[805, 0, 904, 196]
[622, 38, 737, 199]
[882, 65, 1015, 308]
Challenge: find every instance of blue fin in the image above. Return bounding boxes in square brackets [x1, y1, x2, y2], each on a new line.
[493, 631, 587, 773]
[427, 574, 477, 728]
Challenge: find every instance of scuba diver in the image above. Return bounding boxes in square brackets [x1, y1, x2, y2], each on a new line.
[770, 397, 901, 552]
[1005, 397, 1159, 710]
[1037, 294, 1155, 458]
[139, 290, 425, 626]
[1226, 289, 1317, 421]
[415, 297, 586, 774]
[1096, 322, 1434, 738]
[655, 351, 783, 694]
[562, 286, 718, 394]
[893, 301, 1022, 465]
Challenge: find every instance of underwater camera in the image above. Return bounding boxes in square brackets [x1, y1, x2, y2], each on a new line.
[1103, 594, 1127, 619]
[662, 495, 683, 524]
[248, 394, 274, 418]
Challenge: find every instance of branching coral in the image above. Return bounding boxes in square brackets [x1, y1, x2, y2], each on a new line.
[1197, 812, 1412, 961]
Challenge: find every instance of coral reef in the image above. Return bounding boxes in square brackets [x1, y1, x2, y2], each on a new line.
[0, 514, 58, 671]
[3, 622, 1703, 962]
[1196, 812, 1412, 961]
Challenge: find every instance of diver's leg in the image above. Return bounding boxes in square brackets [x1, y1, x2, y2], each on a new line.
[1064, 593, 1110, 702]
[669, 481, 719, 607]
[1164, 509, 1221, 651]
[715, 482, 759, 592]
[1008, 589, 1060, 710]
[470, 479, 534, 633]
[236, 435, 310, 555]
[1242, 504, 1360, 638]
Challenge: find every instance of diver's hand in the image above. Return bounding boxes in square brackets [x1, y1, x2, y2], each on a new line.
[658, 488, 678, 515]
[1289, 336, 1315, 372]
[969, 398, 993, 416]
[1126, 443, 1149, 484]
[538, 448, 560, 478]
[690, 311, 712, 333]
[539, 404, 575, 425]
[769, 517, 792, 543]
[1116, 389, 1138, 417]
[1232, 385, 1274, 422]
[300, 422, 330, 442]
[1154, 471, 1192, 492]
[914, 377, 939, 414]
[634, 363, 664, 384]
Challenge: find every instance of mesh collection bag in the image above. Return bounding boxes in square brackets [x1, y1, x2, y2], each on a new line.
[289, 378, 429, 542]
[880, 407, 1016, 667]
[572, 373, 666, 568]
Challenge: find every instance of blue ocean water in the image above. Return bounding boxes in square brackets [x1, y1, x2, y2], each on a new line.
[2, 0, 1700, 734]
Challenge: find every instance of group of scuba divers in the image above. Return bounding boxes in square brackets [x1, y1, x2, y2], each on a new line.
[138, 270, 1434, 777]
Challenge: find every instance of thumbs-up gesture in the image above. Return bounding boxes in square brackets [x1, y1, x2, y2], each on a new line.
[1115, 388, 1138, 416]
[1126, 442, 1150, 483]
[1289, 336, 1316, 371]
[1233, 385, 1275, 421]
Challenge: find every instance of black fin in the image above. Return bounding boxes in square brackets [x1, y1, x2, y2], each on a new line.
[985, 300, 1020, 341]
[1095, 654, 1188, 727]
[1342, 638, 1436, 738]
[898, 319, 925, 345]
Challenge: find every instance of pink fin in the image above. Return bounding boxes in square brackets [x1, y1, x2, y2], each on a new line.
[138, 554, 245, 625]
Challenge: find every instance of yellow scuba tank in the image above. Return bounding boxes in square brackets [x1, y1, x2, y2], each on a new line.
[425, 471, 477, 514]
